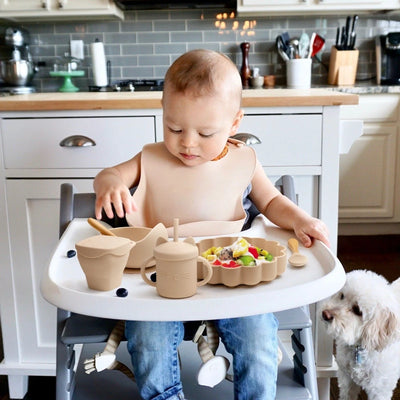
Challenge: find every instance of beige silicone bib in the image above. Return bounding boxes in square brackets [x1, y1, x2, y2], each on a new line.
[126, 140, 256, 237]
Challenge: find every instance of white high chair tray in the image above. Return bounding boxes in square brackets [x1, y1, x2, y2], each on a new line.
[41, 215, 345, 321]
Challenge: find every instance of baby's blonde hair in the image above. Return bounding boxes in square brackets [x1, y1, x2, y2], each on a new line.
[163, 49, 242, 109]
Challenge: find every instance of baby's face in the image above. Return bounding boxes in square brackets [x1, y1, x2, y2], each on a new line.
[162, 89, 242, 166]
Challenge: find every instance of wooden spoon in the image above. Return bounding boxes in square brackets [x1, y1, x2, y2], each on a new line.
[87, 217, 116, 236]
[287, 238, 307, 267]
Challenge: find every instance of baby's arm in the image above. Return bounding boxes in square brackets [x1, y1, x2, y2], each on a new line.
[93, 153, 141, 220]
[249, 162, 330, 248]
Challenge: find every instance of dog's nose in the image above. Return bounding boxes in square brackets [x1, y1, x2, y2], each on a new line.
[322, 310, 333, 321]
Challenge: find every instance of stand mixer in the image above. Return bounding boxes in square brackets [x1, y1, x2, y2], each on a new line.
[0, 27, 37, 94]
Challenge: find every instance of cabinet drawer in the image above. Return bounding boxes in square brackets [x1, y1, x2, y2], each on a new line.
[2, 116, 155, 169]
[240, 114, 322, 166]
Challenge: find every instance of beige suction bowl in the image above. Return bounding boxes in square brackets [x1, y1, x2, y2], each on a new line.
[75, 235, 135, 291]
[197, 236, 287, 287]
[110, 223, 168, 269]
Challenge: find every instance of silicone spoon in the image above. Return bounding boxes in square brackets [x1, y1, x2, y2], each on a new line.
[288, 238, 307, 267]
[309, 33, 325, 58]
[87, 217, 116, 236]
[298, 32, 310, 59]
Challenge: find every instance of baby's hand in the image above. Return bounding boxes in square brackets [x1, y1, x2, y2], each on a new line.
[95, 184, 137, 220]
[293, 217, 330, 248]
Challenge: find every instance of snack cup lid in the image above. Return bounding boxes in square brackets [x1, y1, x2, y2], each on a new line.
[154, 240, 198, 261]
[75, 235, 135, 258]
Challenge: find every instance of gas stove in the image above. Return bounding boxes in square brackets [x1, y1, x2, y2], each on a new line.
[89, 79, 164, 92]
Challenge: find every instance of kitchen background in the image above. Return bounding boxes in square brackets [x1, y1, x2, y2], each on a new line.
[1, 10, 399, 92]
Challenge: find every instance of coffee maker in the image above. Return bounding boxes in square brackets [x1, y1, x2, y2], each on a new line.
[376, 32, 400, 85]
[0, 27, 36, 93]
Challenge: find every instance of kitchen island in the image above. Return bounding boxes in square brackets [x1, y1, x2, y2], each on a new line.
[0, 89, 359, 400]
[0, 88, 358, 110]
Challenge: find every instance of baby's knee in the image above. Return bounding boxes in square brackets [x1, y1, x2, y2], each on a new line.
[125, 321, 184, 351]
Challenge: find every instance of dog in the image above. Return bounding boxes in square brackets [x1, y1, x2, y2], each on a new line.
[320, 269, 400, 400]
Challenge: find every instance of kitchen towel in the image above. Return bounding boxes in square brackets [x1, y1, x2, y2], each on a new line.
[90, 40, 107, 87]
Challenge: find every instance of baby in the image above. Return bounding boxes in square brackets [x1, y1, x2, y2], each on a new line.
[94, 49, 329, 400]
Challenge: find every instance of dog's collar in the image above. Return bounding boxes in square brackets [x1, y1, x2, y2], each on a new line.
[354, 345, 366, 365]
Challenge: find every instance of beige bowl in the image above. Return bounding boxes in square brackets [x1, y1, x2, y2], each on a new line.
[76, 235, 135, 291]
[197, 236, 287, 287]
[110, 223, 168, 269]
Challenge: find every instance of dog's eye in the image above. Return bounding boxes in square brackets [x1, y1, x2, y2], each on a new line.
[352, 305, 362, 316]
[340, 293, 344, 300]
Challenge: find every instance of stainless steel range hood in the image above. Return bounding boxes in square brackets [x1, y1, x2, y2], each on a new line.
[114, 0, 235, 10]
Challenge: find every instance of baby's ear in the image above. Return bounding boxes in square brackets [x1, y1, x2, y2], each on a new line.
[230, 110, 244, 135]
[361, 306, 400, 351]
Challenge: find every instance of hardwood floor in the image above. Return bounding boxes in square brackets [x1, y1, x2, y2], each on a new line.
[0, 235, 399, 400]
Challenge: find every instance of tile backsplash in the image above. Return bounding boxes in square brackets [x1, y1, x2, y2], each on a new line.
[1, 10, 400, 92]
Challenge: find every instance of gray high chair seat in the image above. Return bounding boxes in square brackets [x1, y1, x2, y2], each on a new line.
[56, 176, 318, 400]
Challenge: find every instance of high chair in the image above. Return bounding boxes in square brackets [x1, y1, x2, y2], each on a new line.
[56, 176, 318, 400]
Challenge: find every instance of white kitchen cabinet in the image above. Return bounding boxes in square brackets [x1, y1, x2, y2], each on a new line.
[237, 0, 400, 15]
[5, 179, 93, 363]
[0, 0, 123, 20]
[240, 112, 323, 217]
[0, 111, 156, 399]
[339, 94, 400, 235]
[242, 105, 360, 400]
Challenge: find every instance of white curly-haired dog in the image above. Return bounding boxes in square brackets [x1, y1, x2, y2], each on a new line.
[320, 269, 400, 400]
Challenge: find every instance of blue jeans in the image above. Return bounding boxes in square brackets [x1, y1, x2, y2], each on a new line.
[125, 313, 278, 400]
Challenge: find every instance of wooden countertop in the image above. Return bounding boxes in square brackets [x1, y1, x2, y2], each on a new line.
[0, 88, 358, 111]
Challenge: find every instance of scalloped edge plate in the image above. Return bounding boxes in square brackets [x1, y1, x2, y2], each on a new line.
[197, 236, 287, 287]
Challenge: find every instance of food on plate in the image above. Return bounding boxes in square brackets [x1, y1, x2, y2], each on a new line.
[200, 237, 274, 268]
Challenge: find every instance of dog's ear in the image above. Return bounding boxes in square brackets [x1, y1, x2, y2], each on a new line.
[361, 306, 400, 351]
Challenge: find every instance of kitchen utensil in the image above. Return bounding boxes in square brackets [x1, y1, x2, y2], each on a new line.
[0, 59, 35, 86]
[309, 34, 325, 58]
[336, 15, 358, 50]
[307, 33, 316, 58]
[349, 15, 358, 49]
[287, 238, 307, 267]
[299, 33, 310, 59]
[345, 15, 351, 49]
[276, 35, 289, 61]
[281, 31, 290, 47]
[87, 217, 116, 236]
[351, 15, 358, 37]
[289, 38, 300, 58]
[335, 27, 340, 48]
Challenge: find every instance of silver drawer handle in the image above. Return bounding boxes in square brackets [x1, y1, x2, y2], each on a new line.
[232, 133, 261, 145]
[59, 135, 96, 147]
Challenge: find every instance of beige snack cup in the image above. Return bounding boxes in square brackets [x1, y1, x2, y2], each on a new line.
[141, 219, 213, 299]
[76, 235, 135, 291]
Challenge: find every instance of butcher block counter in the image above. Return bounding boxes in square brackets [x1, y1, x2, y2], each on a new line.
[0, 86, 359, 400]
[0, 88, 358, 111]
